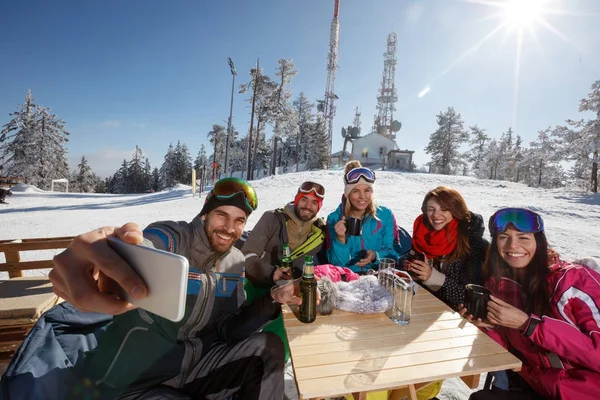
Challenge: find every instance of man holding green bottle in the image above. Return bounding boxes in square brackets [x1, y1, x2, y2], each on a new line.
[240, 182, 326, 362]
[242, 181, 327, 286]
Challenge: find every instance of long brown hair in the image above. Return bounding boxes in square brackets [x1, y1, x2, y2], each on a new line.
[343, 160, 378, 220]
[483, 231, 551, 316]
[421, 186, 471, 264]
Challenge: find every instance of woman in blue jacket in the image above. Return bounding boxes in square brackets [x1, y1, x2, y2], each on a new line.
[326, 161, 400, 273]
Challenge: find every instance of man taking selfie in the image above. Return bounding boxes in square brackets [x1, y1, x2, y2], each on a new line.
[2, 178, 297, 400]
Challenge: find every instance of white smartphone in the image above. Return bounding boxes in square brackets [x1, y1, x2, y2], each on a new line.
[107, 236, 189, 322]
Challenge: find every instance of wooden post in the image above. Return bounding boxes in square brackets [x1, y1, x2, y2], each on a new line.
[408, 384, 418, 400]
[5, 250, 22, 278]
[460, 374, 481, 389]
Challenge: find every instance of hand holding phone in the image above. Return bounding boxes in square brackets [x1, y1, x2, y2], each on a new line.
[404, 249, 426, 279]
[406, 249, 425, 262]
[50, 223, 148, 315]
[107, 236, 189, 322]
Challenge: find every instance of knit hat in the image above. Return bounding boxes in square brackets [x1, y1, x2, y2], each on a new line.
[200, 191, 252, 217]
[344, 176, 374, 198]
[293, 191, 323, 210]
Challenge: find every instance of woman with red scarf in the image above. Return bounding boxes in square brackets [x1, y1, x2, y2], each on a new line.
[406, 186, 489, 308]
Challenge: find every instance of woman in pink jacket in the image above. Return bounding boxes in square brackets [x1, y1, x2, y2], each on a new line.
[461, 208, 600, 400]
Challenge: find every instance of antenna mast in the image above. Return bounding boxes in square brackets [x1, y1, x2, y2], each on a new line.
[374, 32, 398, 139]
[323, 0, 340, 166]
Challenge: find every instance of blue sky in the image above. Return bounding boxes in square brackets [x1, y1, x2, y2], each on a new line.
[1, 0, 599, 177]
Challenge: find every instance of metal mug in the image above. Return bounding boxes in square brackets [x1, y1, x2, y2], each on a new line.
[346, 217, 362, 236]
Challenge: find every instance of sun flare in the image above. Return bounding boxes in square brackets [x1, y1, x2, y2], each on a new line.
[450, 0, 580, 127]
[504, 0, 544, 28]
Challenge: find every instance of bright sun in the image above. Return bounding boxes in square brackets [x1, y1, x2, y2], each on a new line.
[504, 0, 544, 28]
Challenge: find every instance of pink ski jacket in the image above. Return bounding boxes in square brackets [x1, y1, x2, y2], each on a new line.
[485, 259, 600, 399]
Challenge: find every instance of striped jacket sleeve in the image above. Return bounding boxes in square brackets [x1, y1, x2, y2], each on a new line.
[142, 220, 188, 255]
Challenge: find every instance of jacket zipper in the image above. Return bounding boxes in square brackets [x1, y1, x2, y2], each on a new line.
[179, 253, 217, 386]
[298, 221, 304, 246]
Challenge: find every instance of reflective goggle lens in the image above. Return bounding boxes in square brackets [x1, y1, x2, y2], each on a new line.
[344, 167, 376, 184]
[489, 208, 544, 236]
[299, 181, 325, 199]
[212, 178, 258, 211]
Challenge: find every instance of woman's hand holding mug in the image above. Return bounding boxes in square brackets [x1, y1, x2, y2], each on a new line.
[334, 217, 347, 244]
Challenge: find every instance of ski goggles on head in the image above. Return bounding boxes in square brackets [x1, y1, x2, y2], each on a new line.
[344, 167, 376, 185]
[211, 177, 258, 212]
[298, 181, 325, 199]
[489, 208, 544, 236]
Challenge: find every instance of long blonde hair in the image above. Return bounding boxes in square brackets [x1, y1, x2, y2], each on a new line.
[343, 160, 378, 220]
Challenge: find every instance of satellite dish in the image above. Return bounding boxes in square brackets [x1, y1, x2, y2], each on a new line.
[341, 127, 347, 138]
[392, 120, 402, 132]
[349, 127, 360, 138]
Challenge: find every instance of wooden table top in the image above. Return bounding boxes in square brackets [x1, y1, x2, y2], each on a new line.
[282, 286, 522, 400]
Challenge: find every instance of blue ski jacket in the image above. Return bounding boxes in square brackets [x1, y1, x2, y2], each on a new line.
[326, 203, 406, 273]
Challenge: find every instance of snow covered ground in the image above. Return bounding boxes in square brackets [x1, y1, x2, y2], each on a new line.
[3, 170, 599, 273]
[1, 170, 599, 398]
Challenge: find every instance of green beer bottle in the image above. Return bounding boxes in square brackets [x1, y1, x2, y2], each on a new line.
[299, 255, 317, 323]
[280, 244, 292, 275]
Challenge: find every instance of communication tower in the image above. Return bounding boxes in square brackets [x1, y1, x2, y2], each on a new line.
[321, 0, 340, 166]
[374, 32, 401, 139]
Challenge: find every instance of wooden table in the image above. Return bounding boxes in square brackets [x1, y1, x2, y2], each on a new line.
[282, 287, 521, 400]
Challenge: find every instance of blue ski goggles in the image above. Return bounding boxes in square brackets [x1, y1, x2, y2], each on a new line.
[489, 208, 544, 236]
[344, 167, 376, 185]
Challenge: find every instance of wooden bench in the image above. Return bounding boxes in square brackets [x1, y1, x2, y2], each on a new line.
[0, 176, 26, 189]
[0, 237, 74, 362]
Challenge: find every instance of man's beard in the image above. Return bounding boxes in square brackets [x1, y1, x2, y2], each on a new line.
[205, 225, 238, 254]
[294, 205, 317, 222]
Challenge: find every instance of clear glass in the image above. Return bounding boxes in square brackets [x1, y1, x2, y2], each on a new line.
[378, 258, 395, 291]
[391, 283, 413, 325]
[390, 271, 414, 326]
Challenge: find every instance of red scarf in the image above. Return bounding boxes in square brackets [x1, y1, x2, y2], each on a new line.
[412, 214, 458, 259]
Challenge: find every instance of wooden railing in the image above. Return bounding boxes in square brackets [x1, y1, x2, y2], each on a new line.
[0, 176, 27, 188]
[0, 237, 74, 278]
[0, 236, 74, 364]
